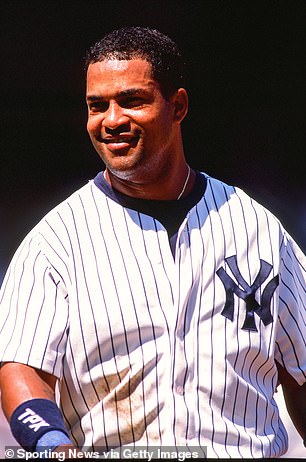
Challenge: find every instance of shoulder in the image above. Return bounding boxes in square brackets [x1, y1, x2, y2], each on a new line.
[202, 172, 278, 219]
[13, 181, 98, 258]
[200, 172, 295, 254]
[35, 180, 97, 229]
[204, 172, 305, 263]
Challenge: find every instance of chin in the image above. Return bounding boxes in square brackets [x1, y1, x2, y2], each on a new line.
[106, 156, 146, 178]
[106, 161, 141, 180]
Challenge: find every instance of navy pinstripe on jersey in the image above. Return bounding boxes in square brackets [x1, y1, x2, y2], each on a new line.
[0, 172, 305, 457]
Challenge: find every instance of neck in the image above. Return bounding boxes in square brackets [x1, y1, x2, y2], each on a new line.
[104, 162, 195, 201]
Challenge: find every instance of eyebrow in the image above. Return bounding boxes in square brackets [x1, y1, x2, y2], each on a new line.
[86, 88, 150, 102]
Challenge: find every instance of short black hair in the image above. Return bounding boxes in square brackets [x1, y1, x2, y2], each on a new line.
[85, 27, 186, 99]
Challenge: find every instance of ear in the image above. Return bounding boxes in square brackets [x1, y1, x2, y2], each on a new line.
[172, 88, 188, 123]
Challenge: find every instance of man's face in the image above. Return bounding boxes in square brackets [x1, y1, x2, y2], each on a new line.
[86, 58, 180, 181]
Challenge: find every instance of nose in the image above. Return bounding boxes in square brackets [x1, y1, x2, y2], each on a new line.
[102, 101, 129, 130]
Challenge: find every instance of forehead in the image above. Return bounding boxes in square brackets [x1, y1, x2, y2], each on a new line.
[86, 58, 157, 95]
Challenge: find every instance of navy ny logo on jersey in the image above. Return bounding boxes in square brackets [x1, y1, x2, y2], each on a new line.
[217, 255, 279, 331]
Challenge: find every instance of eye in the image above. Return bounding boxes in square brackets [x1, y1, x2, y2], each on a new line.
[88, 101, 109, 113]
[121, 96, 145, 109]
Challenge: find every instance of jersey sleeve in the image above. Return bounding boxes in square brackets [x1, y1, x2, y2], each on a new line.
[0, 229, 69, 379]
[275, 231, 306, 385]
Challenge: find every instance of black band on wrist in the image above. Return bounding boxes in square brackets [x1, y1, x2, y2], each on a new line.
[10, 398, 69, 452]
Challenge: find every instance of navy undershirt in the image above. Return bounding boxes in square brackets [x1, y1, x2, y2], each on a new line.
[94, 170, 207, 239]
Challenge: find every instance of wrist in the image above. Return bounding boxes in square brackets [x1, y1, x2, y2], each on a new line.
[10, 398, 70, 452]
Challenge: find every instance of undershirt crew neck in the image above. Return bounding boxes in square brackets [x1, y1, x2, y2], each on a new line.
[94, 170, 206, 238]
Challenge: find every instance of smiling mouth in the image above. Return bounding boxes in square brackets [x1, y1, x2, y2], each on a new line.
[103, 135, 137, 142]
[102, 135, 139, 151]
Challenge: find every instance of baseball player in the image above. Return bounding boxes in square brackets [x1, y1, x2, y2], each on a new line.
[0, 27, 305, 458]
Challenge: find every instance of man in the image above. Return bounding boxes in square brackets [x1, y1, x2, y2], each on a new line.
[0, 27, 305, 458]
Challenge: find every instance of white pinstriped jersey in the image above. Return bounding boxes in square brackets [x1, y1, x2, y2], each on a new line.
[0, 172, 305, 458]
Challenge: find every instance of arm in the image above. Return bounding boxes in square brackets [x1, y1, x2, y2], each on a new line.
[0, 362, 75, 453]
[0, 362, 57, 420]
[276, 361, 306, 445]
